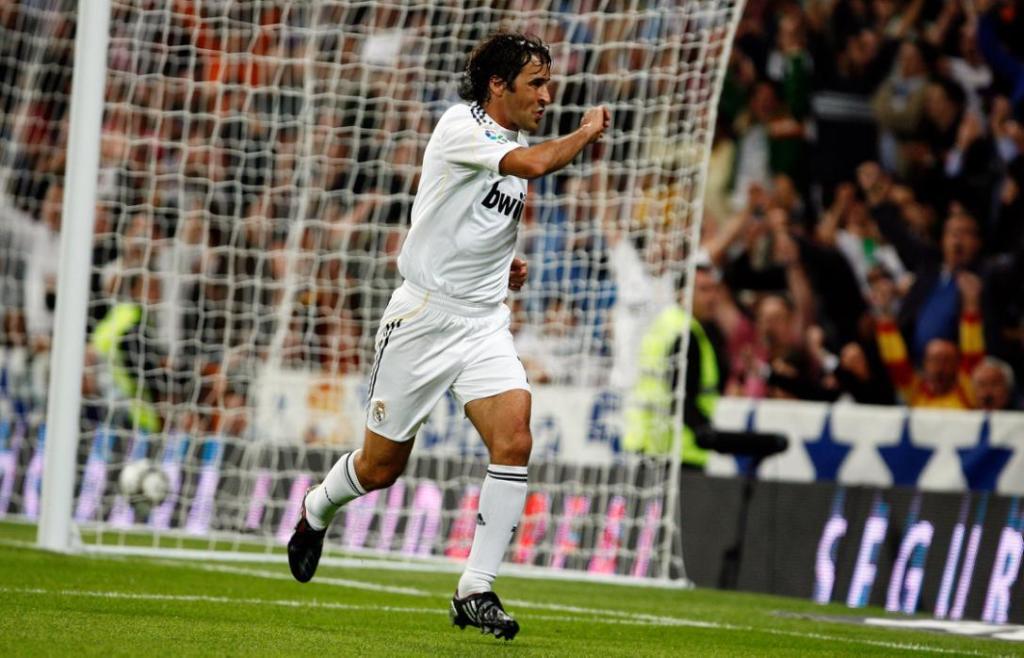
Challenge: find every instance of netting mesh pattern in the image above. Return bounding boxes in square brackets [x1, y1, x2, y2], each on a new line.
[0, 1, 740, 577]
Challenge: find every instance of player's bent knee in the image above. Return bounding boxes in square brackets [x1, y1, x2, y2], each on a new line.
[354, 453, 408, 491]
[357, 462, 405, 492]
[491, 429, 532, 466]
[357, 429, 414, 491]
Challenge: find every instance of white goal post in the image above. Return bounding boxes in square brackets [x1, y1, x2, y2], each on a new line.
[0, 0, 744, 585]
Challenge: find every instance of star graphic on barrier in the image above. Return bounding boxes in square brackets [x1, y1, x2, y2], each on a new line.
[957, 417, 1013, 492]
[803, 412, 851, 481]
[877, 416, 934, 486]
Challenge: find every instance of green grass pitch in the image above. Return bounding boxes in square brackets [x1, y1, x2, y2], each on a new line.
[0, 521, 1013, 656]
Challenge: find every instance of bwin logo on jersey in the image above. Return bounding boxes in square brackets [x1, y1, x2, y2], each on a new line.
[481, 182, 525, 220]
[483, 129, 508, 144]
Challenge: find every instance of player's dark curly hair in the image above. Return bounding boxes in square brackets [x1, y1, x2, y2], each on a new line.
[458, 32, 551, 106]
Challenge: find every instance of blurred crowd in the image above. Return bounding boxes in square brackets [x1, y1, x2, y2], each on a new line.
[0, 0, 1021, 445]
[697, 0, 1023, 412]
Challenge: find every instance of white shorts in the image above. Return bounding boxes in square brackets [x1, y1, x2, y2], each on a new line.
[365, 281, 530, 442]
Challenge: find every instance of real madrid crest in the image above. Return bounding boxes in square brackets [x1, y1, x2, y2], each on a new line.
[372, 399, 386, 424]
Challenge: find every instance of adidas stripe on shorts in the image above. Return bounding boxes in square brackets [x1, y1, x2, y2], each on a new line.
[365, 280, 530, 442]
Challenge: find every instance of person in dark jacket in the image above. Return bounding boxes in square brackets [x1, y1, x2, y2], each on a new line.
[860, 161, 983, 362]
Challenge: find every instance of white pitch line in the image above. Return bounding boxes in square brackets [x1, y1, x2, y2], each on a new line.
[135, 560, 989, 654]
[0, 583, 991, 655]
[0, 538, 36, 549]
[1, 585, 989, 654]
[122, 560, 990, 654]
[0, 586, 686, 628]
[150, 560, 698, 626]
[1, 543, 992, 656]
[503, 597, 721, 629]
[753, 627, 987, 656]
[149, 559, 434, 598]
[497, 597, 984, 656]
[148, 560, 704, 627]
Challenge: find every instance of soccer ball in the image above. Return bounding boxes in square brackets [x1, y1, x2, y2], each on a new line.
[119, 459, 169, 505]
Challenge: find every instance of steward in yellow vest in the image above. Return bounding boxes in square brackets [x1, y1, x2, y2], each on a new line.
[91, 274, 164, 433]
[624, 265, 727, 467]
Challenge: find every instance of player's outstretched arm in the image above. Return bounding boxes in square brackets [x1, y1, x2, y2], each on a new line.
[499, 106, 610, 180]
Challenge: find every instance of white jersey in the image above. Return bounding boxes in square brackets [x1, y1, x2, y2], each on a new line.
[398, 103, 528, 306]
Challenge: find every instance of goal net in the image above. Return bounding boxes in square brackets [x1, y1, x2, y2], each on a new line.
[0, 0, 741, 582]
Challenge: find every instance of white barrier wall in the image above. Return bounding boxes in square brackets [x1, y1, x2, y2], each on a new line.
[711, 398, 1024, 495]
[253, 370, 1024, 495]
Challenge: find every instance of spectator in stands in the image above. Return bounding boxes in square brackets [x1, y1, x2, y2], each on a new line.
[983, 243, 1024, 389]
[908, 78, 967, 205]
[0, 307, 35, 418]
[861, 160, 985, 362]
[815, 182, 909, 297]
[971, 356, 1018, 412]
[975, 0, 1024, 116]
[23, 182, 62, 354]
[828, 341, 898, 405]
[990, 154, 1024, 253]
[732, 292, 807, 399]
[872, 39, 931, 174]
[766, 11, 813, 122]
[602, 208, 676, 390]
[886, 336, 979, 409]
[809, 263, 904, 406]
[872, 0, 926, 40]
[944, 104, 1003, 224]
[935, 7, 991, 113]
[189, 356, 252, 438]
[873, 268, 985, 409]
[706, 186, 821, 398]
[98, 211, 159, 298]
[780, 203, 867, 348]
[809, 26, 888, 192]
[731, 81, 807, 209]
[514, 296, 586, 386]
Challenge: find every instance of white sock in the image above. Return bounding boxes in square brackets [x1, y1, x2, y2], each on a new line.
[457, 464, 528, 598]
[305, 450, 367, 530]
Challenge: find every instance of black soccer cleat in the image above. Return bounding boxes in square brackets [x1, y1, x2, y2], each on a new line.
[450, 591, 520, 641]
[287, 487, 326, 583]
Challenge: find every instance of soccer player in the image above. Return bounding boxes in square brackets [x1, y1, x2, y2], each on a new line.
[288, 32, 609, 640]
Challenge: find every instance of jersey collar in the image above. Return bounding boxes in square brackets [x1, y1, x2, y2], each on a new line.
[471, 103, 520, 141]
